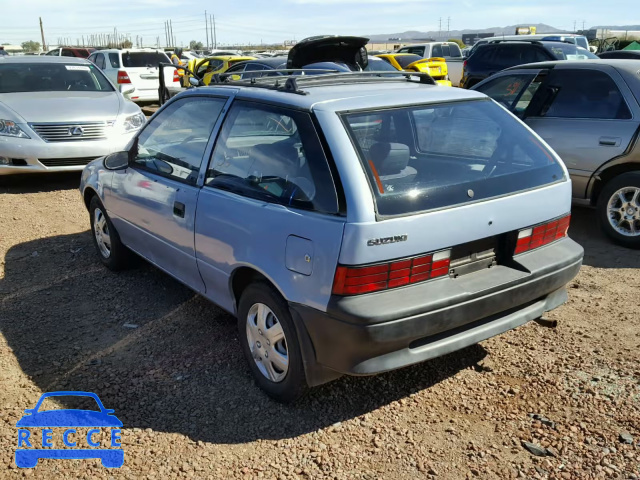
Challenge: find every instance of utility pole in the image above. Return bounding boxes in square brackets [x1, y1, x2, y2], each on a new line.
[438, 17, 442, 40]
[39, 17, 47, 51]
[214, 15, 217, 48]
[211, 14, 217, 49]
[447, 17, 450, 38]
[205, 11, 209, 50]
[169, 20, 174, 48]
[582, 20, 586, 32]
[573, 20, 577, 33]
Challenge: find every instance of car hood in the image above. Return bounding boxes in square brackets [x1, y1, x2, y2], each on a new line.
[287, 35, 369, 69]
[16, 409, 123, 427]
[0, 91, 123, 123]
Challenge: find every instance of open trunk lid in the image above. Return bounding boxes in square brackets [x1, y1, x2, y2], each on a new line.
[287, 35, 369, 70]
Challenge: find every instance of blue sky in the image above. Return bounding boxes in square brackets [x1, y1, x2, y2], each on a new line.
[1, 0, 636, 47]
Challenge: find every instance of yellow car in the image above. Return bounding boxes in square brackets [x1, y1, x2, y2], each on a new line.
[183, 56, 256, 87]
[376, 54, 452, 86]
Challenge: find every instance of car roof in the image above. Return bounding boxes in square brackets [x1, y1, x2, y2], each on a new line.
[242, 57, 288, 67]
[0, 56, 89, 64]
[504, 59, 640, 94]
[182, 79, 487, 113]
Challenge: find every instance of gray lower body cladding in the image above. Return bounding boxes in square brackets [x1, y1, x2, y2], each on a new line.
[290, 238, 583, 383]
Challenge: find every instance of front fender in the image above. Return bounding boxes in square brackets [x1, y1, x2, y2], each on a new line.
[80, 158, 112, 211]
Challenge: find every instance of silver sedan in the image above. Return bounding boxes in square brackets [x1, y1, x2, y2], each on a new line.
[0, 56, 145, 175]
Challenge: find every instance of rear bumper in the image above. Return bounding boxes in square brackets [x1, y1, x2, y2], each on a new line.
[290, 238, 583, 381]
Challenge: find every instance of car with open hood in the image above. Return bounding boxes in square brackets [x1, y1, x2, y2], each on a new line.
[0, 56, 144, 175]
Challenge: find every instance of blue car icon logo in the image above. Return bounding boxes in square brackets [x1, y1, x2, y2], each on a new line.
[15, 391, 123, 468]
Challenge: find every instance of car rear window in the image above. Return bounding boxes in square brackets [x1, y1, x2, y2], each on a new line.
[394, 55, 423, 68]
[342, 100, 565, 216]
[122, 51, 169, 68]
[543, 43, 598, 60]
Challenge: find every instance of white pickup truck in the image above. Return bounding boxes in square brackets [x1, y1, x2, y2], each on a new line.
[396, 42, 465, 87]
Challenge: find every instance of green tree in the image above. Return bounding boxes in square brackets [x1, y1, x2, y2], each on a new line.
[447, 38, 465, 49]
[21, 40, 41, 53]
[189, 40, 204, 50]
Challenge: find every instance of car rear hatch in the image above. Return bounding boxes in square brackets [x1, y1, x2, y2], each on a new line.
[287, 35, 370, 70]
[332, 98, 576, 320]
[121, 51, 173, 93]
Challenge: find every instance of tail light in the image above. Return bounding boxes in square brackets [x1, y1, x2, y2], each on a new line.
[173, 70, 180, 82]
[117, 71, 131, 84]
[332, 250, 451, 296]
[463, 60, 467, 69]
[515, 214, 571, 255]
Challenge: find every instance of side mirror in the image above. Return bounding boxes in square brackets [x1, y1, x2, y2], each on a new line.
[104, 151, 129, 170]
[189, 76, 201, 87]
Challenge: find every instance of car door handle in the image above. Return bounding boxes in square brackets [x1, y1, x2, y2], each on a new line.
[599, 136, 620, 147]
[173, 201, 185, 218]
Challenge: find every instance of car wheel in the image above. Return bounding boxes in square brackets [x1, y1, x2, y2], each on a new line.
[89, 196, 132, 270]
[597, 172, 640, 249]
[237, 282, 307, 403]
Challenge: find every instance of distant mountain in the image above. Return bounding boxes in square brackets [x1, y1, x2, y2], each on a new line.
[592, 25, 640, 30]
[367, 23, 563, 42]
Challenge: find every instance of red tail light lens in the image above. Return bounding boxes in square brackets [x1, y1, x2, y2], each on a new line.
[332, 250, 451, 296]
[515, 214, 571, 255]
[117, 71, 131, 84]
[463, 60, 467, 69]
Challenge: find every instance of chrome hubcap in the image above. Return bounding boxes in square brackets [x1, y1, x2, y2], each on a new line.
[93, 208, 112, 258]
[246, 303, 288, 382]
[607, 187, 640, 237]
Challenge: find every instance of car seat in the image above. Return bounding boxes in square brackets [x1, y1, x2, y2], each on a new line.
[368, 142, 417, 192]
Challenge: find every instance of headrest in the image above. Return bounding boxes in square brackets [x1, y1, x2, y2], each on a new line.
[369, 142, 410, 176]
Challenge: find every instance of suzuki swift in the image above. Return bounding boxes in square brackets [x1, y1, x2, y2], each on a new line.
[80, 73, 583, 402]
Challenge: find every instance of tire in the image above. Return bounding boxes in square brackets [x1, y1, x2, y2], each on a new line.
[89, 196, 132, 270]
[237, 282, 307, 403]
[596, 172, 640, 249]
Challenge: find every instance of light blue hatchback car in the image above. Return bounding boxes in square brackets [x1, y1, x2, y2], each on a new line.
[80, 73, 583, 402]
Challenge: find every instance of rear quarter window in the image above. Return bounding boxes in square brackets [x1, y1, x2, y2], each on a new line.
[342, 100, 565, 217]
[122, 52, 169, 68]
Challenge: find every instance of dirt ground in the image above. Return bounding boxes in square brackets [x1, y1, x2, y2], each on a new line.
[0, 173, 639, 479]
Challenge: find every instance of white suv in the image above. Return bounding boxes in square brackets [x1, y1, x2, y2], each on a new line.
[88, 49, 181, 105]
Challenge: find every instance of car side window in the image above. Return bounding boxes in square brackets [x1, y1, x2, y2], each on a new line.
[132, 96, 227, 185]
[46, 49, 58, 56]
[108, 53, 120, 68]
[94, 54, 106, 70]
[206, 101, 338, 214]
[61, 49, 75, 57]
[542, 70, 632, 120]
[449, 44, 462, 58]
[242, 64, 266, 79]
[476, 74, 537, 110]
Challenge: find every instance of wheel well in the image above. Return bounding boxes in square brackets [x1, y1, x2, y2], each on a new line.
[231, 267, 272, 308]
[83, 188, 98, 211]
[591, 163, 640, 205]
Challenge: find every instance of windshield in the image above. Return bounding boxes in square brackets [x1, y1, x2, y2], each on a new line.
[0, 49, 8, 56]
[394, 55, 423, 68]
[365, 58, 400, 71]
[343, 100, 565, 216]
[0, 63, 114, 93]
[544, 42, 598, 60]
[122, 51, 169, 68]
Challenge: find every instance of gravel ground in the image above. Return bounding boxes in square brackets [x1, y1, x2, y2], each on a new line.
[0, 173, 639, 479]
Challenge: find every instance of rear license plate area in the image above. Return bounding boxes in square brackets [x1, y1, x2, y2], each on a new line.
[449, 236, 499, 278]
